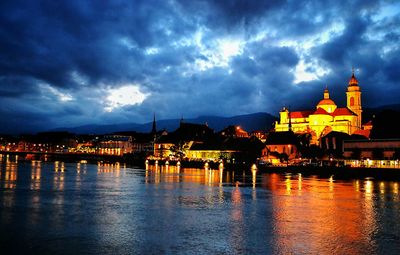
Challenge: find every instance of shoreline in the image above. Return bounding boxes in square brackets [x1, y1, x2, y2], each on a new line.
[145, 159, 400, 181]
[2, 151, 400, 181]
[257, 165, 400, 180]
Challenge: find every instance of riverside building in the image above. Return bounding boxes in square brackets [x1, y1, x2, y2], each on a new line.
[275, 70, 366, 144]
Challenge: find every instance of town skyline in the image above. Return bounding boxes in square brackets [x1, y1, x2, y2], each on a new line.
[1, 1, 400, 134]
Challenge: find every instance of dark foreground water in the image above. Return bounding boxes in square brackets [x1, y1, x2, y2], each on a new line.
[1, 156, 400, 254]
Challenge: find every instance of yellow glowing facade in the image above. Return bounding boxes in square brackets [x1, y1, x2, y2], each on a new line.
[275, 71, 362, 144]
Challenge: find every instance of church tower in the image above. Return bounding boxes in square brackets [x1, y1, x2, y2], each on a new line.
[151, 113, 157, 136]
[346, 69, 362, 129]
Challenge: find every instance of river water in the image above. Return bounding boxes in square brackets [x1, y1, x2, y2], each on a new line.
[1, 156, 400, 254]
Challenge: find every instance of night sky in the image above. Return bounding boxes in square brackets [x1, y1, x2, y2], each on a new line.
[1, 0, 399, 134]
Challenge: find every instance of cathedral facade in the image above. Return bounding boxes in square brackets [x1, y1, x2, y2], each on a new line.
[275, 71, 363, 144]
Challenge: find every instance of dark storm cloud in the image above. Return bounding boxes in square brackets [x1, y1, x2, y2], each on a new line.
[0, 0, 399, 133]
[176, 0, 287, 30]
[318, 16, 369, 65]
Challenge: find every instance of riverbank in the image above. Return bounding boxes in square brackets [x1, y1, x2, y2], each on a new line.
[3, 151, 400, 180]
[258, 165, 400, 180]
[0, 151, 146, 166]
[146, 159, 400, 180]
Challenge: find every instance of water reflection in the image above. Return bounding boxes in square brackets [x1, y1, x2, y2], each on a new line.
[145, 165, 228, 185]
[54, 161, 65, 172]
[3, 159, 18, 189]
[53, 169, 65, 191]
[267, 174, 400, 254]
[1, 160, 400, 254]
[230, 185, 244, 252]
[393, 182, 399, 195]
[97, 162, 123, 175]
[30, 160, 41, 190]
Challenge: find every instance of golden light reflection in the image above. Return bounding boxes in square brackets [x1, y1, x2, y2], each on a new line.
[145, 164, 225, 185]
[54, 161, 65, 172]
[298, 173, 302, 191]
[329, 175, 334, 192]
[285, 175, 291, 195]
[355, 180, 360, 192]
[4, 160, 18, 189]
[362, 180, 378, 251]
[53, 172, 65, 191]
[379, 182, 385, 194]
[268, 174, 381, 254]
[365, 180, 373, 196]
[30, 160, 41, 190]
[75, 164, 82, 190]
[230, 184, 244, 252]
[393, 182, 398, 195]
[252, 169, 256, 189]
[97, 162, 121, 176]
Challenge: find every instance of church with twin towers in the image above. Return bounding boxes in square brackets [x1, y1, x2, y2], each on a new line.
[275, 69, 368, 144]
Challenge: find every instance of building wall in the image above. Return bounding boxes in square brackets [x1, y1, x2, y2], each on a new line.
[97, 140, 133, 155]
[343, 139, 400, 160]
[276, 115, 356, 145]
[133, 142, 154, 153]
[264, 144, 298, 160]
[186, 150, 236, 161]
[153, 143, 174, 159]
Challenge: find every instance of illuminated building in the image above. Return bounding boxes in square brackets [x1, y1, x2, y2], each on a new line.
[262, 131, 299, 164]
[250, 130, 268, 142]
[220, 125, 249, 138]
[343, 139, 400, 168]
[97, 135, 133, 156]
[154, 122, 214, 159]
[275, 70, 367, 144]
[187, 136, 264, 162]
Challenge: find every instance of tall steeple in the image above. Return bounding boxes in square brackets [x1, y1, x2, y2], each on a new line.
[288, 106, 292, 131]
[323, 85, 330, 99]
[348, 67, 359, 86]
[151, 113, 157, 134]
[346, 68, 362, 130]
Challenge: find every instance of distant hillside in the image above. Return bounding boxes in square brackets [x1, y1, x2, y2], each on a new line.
[370, 109, 400, 139]
[44, 103, 400, 135]
[363, 104, 400, 123]
[51, 112, 278, 134]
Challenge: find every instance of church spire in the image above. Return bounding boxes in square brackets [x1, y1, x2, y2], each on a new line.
[288, 106, 292, 132]
[151, 113, 157, 134]
[324, 85, 330, 99]
[346, 68, 362, 130]
[348, 67, 358, 86]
